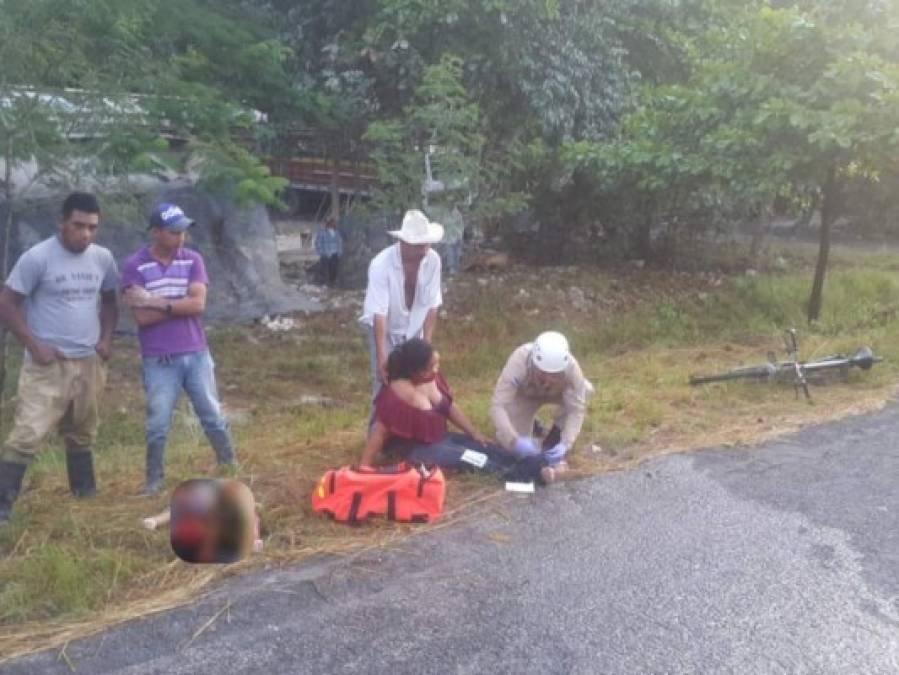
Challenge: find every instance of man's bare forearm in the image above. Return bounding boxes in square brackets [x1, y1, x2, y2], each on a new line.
[373, 314, 388, 365]
[423, 308, 438, 343]
[140, 295, 204, 316]
[99, 295, 118, 342]
[168, 294, 205, 316]
[0, 291, 39, 353]
[130, 306, 169, 327]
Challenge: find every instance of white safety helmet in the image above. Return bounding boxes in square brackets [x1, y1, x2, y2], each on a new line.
[532, 331, 571, 373]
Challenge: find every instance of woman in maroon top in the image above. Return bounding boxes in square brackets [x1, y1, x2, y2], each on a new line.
[360, 339, 546, 482]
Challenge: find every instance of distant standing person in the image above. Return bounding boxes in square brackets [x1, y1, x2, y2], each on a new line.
[490, 331, 593, 483]
[121, 203, 236, 495]
[360, 209, 444, 400]
[314, 216, 343, 286]
[0, 192, 119, 523]
[434, 203, 465, 276]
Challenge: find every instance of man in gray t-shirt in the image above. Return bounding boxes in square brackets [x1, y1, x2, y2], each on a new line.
[0, 192, 119, 524]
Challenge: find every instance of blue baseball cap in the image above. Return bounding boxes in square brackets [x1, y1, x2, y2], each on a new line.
[149, 203, 194, 231]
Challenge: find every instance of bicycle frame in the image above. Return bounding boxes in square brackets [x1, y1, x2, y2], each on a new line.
[689, 331, 882, 400]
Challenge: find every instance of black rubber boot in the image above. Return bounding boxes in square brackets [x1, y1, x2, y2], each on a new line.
[65, 450, 96, 498]
[0, 461, 26, 523]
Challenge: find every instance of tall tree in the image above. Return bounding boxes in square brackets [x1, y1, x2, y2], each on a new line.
[256, 0, 639, 215]
[0, 0, 295, 413]
[568, 4, 899, 318]
[364, 53, 483, 211]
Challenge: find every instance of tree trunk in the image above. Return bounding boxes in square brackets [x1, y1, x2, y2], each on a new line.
[807, 167, 838, 323]
[633, 198, 653, 261]
[0, 141, 13, 425]
[749, 213, 769, 260]
[329, 156, 341, 221]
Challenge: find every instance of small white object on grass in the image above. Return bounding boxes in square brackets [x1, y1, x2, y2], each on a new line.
[460, 449, 488, 469]
[143, 509, 171, 530]
[505, 481, 535, 494]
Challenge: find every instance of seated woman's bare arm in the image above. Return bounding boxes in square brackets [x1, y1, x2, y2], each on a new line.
[447, 404, 490, 446]
[360, 421, 388, 467]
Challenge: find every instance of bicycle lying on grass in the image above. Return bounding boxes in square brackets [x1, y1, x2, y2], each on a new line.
[689, 329, 883, 400]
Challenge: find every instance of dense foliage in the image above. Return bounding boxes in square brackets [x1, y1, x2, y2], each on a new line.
[4, 0, 899, 292]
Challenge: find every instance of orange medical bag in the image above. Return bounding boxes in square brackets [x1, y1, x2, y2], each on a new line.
[311, 462, 445, 524]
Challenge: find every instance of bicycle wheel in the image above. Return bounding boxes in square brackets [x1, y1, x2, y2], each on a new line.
[689, 363, 776, 385]
[801, 347, 883, 375]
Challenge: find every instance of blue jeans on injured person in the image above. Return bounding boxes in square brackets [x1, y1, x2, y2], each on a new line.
[389, 432, 546, 484]
[142, 350, 235, 485]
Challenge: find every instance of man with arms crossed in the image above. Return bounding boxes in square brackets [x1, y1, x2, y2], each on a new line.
[0, 192, 118, 523]
[122, 203, 236, 495]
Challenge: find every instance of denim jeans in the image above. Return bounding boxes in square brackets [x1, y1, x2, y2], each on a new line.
[141, 350, 235, 485]
[442, 240, 462, 276]
[365, 326, 409, 401]
[319, 254, 340, 285]
[392, 432, 546, 484]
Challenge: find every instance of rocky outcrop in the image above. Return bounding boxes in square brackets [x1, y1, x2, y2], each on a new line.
[2, 185, 320, 323]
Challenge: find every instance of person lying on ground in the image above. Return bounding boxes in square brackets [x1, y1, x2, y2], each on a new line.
[359, 338, 545, 483]
[490, 331, 594, 483]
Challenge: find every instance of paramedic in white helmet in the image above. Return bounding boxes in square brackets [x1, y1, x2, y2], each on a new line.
[490, 331, 593, 481]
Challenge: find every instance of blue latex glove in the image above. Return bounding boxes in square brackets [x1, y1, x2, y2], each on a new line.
[512, 436, 540, 458]
[544, 442, 569, 465]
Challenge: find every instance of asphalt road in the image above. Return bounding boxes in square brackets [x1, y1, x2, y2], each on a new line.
[4, 405, 899, 674]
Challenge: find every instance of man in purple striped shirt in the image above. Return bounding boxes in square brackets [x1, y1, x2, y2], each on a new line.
[122, 203, 236, 495]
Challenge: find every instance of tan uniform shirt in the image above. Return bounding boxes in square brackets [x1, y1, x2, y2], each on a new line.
[490, 344, 592, 450]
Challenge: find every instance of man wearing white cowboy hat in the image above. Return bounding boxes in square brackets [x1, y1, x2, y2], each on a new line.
[360, 209, 444, 399]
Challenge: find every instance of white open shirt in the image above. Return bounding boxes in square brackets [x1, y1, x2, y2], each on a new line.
[359, 243, 443, 340]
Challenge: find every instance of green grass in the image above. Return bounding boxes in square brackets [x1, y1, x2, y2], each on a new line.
[0, 543, 142, 622]
[3, 241, 899, 657]
[586, 267, 899, 353]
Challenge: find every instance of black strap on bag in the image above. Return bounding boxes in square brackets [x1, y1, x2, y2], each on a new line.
[386, 491, 397, 521]
[348, 492, 363, 523]
[416, 464, 432, 498]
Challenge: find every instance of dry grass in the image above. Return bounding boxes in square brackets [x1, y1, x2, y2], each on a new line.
[2, 241, 899, 663]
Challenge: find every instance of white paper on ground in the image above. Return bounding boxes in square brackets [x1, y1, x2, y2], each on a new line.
[460, 449, 488, 468]
[505, 481, 536, 494]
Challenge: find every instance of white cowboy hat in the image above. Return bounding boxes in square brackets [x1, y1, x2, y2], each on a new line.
[388, 209, 444, 245]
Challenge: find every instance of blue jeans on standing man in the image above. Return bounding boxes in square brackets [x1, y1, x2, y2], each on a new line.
[441, 240, 462, 276]
[142, 350, 235, 490]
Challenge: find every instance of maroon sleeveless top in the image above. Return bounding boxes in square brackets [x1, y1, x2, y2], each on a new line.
[375, 373, 453, 444]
